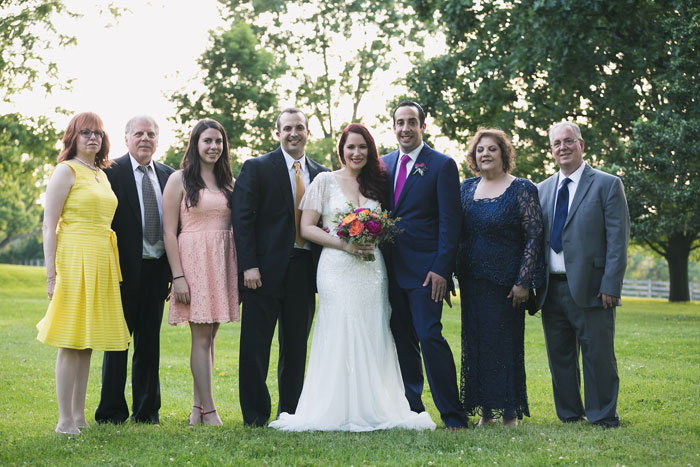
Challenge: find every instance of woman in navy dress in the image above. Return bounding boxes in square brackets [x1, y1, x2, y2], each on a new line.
[456, 128, 544, 426]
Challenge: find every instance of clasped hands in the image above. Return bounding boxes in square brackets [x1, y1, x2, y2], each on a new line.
[342, 241, 374, 258]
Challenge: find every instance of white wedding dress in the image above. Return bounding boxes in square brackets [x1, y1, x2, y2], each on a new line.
[269, 172, 435, 432]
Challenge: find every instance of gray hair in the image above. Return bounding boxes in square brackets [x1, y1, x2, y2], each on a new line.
[276, 108, 308, 132]
[125, 115, 159, 135]
[549, 121, 583, 142]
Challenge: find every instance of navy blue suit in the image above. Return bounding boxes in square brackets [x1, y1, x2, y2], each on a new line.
[382, 144, 467, 428]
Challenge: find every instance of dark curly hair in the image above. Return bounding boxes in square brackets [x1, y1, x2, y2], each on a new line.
[337, 124, 388, 208]
[58, 112, 111, 168]
[181, 119, 233, 208]
[466, 128, 516, 174]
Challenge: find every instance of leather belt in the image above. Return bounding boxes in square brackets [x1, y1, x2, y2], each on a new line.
[550, 273, 567, 282]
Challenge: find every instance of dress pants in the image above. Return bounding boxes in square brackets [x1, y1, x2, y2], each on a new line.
[238, 250, 315, 427]
[96, 259, 165, 424]
[542, 278, 620, 427]
[389, 280, 467, 428]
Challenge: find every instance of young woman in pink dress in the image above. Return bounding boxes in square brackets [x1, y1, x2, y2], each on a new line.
[162, 119, 239, 426]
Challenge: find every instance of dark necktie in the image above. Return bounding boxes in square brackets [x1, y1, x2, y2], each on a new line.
[550, 177, 571, 253]
[136, 165, 161, 244]
[394, 154, 411, 206]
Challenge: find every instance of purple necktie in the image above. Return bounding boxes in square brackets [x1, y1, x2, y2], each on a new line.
[394, 154, 411, 206]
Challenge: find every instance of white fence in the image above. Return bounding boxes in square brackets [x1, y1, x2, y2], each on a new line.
[623, 279, 700, 300]
[9, 259, 45, 267]
[4, 261, 700, 300]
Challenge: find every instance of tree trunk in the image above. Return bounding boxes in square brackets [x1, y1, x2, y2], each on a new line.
[665, 234, 691, 302]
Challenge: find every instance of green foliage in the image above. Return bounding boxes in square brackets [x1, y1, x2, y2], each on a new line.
[1, 264, 700, 465]
[409, 0, 670, 179]
[411, 0, 700, 299]
[305, 136, 337, 168]
[220, 0, 419, 168]
[168, 21, 286, 163]
[624, 1, 700, 256]
[625, 245, 700, 283]
[0, 114, 60, 251]
[0, 0, 78, 102]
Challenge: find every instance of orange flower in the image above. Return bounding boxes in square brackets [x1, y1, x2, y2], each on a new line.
[342, 213, 357, 225]
[357, 209, 370, 216]
[348, 219, 364, 236]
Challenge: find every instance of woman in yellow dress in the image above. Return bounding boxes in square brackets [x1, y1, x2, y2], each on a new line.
[37, 112, 130, 435]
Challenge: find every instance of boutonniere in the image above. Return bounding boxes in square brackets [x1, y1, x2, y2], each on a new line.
[413, 163, 427, 176]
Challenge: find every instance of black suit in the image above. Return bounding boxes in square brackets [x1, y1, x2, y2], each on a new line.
[232, 148, 328, 426]
[95, 153, 174, 424]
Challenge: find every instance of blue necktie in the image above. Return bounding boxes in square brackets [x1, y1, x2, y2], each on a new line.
[551, 177, 571, 253]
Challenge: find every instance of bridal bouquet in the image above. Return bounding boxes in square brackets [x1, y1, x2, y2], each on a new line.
[334, 202, 401, 261]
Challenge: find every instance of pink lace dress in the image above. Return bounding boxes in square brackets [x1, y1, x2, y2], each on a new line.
[168, 189, 240, 324]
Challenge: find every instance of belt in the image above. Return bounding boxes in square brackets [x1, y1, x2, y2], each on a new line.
[550, 273, 567, 282]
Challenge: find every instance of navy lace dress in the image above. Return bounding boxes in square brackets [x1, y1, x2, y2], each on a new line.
[456, 177, 544, 420]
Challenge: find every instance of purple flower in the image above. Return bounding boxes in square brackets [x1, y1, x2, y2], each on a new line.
[366, 220, 382, 237]
[337, 229, 349, 237]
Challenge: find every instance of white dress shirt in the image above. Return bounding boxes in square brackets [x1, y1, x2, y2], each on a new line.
[393, 143, 424, 189]
[549, 161, 586, 274]
[129, 154, 165, 259]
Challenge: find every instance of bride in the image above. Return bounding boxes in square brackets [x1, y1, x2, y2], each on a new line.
[269, 124, 435, 432]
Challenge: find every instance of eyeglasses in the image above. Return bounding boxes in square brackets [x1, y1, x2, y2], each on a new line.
[551, 138, 578, 149]
[79, 129, 104, 139]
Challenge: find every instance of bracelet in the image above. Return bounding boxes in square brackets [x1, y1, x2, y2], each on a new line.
[173, 275, 184, 280]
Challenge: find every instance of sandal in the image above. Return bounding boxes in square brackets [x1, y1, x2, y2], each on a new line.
[201, 409, 223, 426]
[187, 405, 203, 427]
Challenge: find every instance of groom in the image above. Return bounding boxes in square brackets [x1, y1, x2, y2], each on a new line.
[382, 101, 467, 429]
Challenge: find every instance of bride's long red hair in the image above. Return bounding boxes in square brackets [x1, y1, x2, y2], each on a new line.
[337, 124, 388, 208]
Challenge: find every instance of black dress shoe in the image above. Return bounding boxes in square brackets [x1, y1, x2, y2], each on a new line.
[95, 418, 126, 425]
[591, 419, 620, 429]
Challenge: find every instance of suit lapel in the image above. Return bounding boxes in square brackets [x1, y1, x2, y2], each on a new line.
[543, 175, 558, 234]
[271, 150, 295, 217]
[154, 162, 169, 193]
[307, 158, 322, 183]
[120, 154, 142, 225]
[384, 151, 399, 210]
[565, 164, 594, 229]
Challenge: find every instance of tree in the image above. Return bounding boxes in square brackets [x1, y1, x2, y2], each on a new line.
[167, 21, 286, 170]
[410, 0, 699, 300]
[624, 0, 700, 301]
[0, 0, 78, 102]
[0, 114, 59, 251]
[1, 1, 75, 255]
[219, 0, 420, 168]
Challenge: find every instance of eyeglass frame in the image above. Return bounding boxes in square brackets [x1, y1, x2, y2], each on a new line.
[550, 137, 580, 150]
[79, 129, 104, 139]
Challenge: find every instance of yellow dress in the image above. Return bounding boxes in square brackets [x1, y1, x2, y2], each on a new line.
[36, 160, 130, 350]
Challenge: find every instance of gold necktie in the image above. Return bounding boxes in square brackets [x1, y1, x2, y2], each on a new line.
[293, 161, 306, 247]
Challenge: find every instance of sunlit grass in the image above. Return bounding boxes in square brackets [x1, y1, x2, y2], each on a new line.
[1, 264, 699, 465]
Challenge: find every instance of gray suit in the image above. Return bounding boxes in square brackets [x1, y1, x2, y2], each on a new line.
[537, 162, 630, 427]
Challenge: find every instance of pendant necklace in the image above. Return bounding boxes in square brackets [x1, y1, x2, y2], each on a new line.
[73, 157, 101, 182]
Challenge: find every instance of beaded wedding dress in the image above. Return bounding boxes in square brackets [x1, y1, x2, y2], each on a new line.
[269, 172, 435, 431]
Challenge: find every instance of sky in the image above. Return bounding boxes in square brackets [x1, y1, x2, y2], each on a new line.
[8, 0, 225, 158]
[5, 0, 453, 161]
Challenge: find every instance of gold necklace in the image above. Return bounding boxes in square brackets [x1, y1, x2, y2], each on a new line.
[73, 157, 101, 182]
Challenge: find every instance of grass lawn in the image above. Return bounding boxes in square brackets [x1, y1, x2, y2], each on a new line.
[0, 263, 699, 466]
